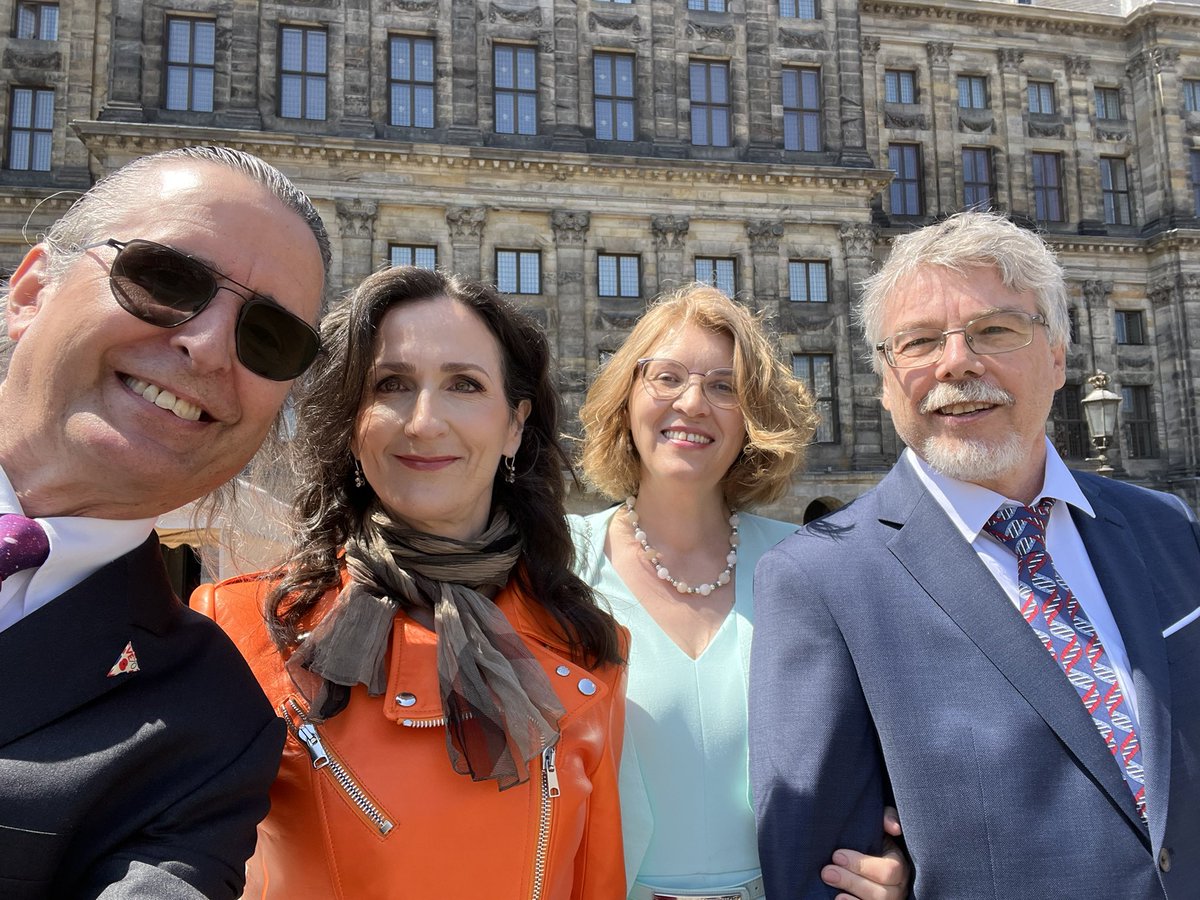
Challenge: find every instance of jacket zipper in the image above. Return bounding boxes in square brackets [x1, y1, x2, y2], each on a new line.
[531, 744, 560, 900]
[282, 699, 395, 836]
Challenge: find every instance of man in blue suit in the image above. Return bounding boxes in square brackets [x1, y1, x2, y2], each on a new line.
[751, 212, 1200, 899]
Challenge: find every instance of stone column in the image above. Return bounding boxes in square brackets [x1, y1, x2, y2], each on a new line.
[446, 206, 488, 279]
[651, 216, 690, 294]
[341, 0, 375, 135]
[926, 41, 955, 215]
[744, 0, 774, 160]
[832, 0, 872, 167]
[649, 0, 685, 156]
[1127, 47, 1184, 228]
[997, 48, 1026, 215]
[98, 0, 147, 122]
[1065, 55, 1102, 232]
[746, 220, 783, 314]
[860, 37, 881, 165]
[335, 199, 379, 292]
[448, 0, 482, 142]
[1082, 279, 1116, 377]
[839, 223, 887, 467]
[551, 211, 591, 426]
[551, 0, 585, 150]
[221, 0, 264, 129]
[1151, 276, 1200, 481]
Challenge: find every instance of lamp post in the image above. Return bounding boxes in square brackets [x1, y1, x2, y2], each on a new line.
[1081, 370, 1122, 477]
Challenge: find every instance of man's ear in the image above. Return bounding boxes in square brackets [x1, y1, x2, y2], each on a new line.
[6, 245, 51, 342]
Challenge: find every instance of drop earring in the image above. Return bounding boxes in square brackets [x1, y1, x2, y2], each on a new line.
[502, 455, 517, 484]
[353, 459, 365, 489]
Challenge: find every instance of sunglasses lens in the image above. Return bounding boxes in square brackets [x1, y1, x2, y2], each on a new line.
[109, 241, 215, 326]
[236, 299, 321, 381]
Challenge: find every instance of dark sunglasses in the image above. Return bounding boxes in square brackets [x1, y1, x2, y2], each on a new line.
[84, 238, 321, 381]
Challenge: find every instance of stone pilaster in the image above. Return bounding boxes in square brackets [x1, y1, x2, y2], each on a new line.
[446, 206, 488, 279]
[746, 220, 783, 313]
[927, 41, 954, 214]
[551, 210, 591, 423]
[1066, 55, 1102, 232]
[1127, 45, 1184, 228]
[997, 48, 1026, 215]
[335, 199, 378, 291]
[340, 0, 375, 135]
[860, 37, 882, 170]
[832, 0, 871, 167]
[448, 0, 482, 142]
[98, 0, 147, 122]
[551, 0, 585, 150]
[839, 223, 886, 467]
[221, 0, 264, 129]
[651, 215, 690, 294]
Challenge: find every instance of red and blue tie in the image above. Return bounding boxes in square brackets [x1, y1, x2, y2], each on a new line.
[984, 498, 1148, 826]
[0, 513, 50, 584]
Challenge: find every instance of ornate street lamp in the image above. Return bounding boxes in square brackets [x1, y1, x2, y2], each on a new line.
[1081, 370, 1122, 477]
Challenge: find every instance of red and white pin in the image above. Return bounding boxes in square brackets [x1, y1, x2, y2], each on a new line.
[107, 641, 140, 677]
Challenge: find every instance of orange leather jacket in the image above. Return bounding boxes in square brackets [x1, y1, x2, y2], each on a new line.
[193, 571, 628, 900]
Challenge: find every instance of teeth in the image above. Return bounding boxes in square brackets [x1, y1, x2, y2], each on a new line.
[663, 430, 712, 444]
[940, 402, 992, 416]
[123, 376, 203, 422]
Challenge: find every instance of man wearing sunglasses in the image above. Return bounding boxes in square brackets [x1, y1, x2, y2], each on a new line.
[752, 212, 1200, 899]
[0, 146, 330, 898]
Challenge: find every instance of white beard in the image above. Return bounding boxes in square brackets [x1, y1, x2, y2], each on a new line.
[919, 433, 1029, 486]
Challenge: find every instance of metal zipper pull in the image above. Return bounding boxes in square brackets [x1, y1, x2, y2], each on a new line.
[542, 745, 560, 798]
[295, 722, 331, 769]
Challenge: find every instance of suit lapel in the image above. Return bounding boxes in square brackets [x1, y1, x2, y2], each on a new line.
[1074, 478, 1172, 848]
[879, 464, 1149, 841]
[0, 536, 179, 748]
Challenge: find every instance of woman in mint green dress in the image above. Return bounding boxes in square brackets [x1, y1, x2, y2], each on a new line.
[574, 285, 908, 900]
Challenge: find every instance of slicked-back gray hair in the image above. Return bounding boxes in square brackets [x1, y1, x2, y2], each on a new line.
[856, 211, 1070, 375]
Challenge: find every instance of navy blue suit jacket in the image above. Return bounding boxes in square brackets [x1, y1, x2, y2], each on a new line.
[0, 535, 284, 899]
[750, 463, 1200, 899]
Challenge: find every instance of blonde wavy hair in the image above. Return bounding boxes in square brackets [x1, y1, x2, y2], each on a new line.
[579, 284, 817, 509]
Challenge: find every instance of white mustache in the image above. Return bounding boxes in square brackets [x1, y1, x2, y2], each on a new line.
[919, 380, 1015, 414]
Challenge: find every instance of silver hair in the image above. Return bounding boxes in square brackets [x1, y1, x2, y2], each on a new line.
[856, 211, 1070, 375]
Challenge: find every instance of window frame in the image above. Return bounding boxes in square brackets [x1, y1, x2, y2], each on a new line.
[1121, 384, 1158, 459]
[593, 51, 636, 142]
[597, 253, 640, 298]
[687, 0, 726, 11]
[689, 59, 732, 148]
[884, 69, 918, 105]
[1027, 80, 1056, 115]
[495, 249, 541, 295]
[1094, 86, 1122, 121]
[388, 34, 435, 129]
[278, 24, 328, 121]
[493, 44, 538, 136]
[961, 146, 995, 211]
[792, 353, 838, 443]
[888, 143, 924, 217]
[787, 259, 830, 303]
[694, 256, 737, 296]
[389, 244, 438, 270]
[14, 1, 58, 40]
[782, 67, 822, 152]
[1114, 309, 1145, 346]
[1100, 156, 1133, 226]
[1183, 79, 1200, 114]
[1052, 383, 1088, 460]
[6, 85, 53, 171]
[1190, 149, 1200, 215]
[164, 16, 216, 113]
[779, 0, 818, 19]
[956, 74, 988, 110]
[1031, 151, 1065, 223]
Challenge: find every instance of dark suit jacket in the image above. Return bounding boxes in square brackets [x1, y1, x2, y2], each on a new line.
[750, 463, 1200, 899]
[0, 535, 285, 899]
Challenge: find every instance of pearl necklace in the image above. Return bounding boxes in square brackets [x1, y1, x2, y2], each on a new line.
[624, 495, 739, 596]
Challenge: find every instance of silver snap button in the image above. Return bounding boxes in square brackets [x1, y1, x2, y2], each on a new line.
[396, 692, 417, 707]
[577, 678, 597, 696]
[555, 665, 570, 676]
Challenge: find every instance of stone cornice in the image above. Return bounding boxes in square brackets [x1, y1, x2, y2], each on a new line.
[0, 190, 76, 213]
[71, 121, 894, 195]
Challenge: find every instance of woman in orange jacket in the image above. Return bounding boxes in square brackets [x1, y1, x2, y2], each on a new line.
[195, 266, 627, 900]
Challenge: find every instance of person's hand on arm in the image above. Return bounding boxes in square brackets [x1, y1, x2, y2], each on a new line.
[822, 807, 910, 900]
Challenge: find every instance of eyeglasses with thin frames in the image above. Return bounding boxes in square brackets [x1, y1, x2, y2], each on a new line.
[636, 357, 739, 409]
[875, 310, 1049, 369]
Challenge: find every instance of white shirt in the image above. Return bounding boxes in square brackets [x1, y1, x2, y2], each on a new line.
[0, 466, 156, 634]
[905, 438, 1141, 725]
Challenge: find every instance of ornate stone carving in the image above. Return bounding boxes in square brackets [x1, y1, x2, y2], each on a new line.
[685, 22, 735, 42]
[488, 3, 542, 25]
[1081, 279, 1112, 304]
[587, 11, 640, 33]
[446, 206, 487, 240]
[551, 210, 591, 245]
[1148, 280, 1175, 307]
[387, 0, 435, 10]
[335, 199, 378, 238]
[1027, 117, 1066, 138]
[557, 271, 584, 284]
[885, 109, 929, 130]
[926, 42, 953, 67]
[957, 109, 994, 133]
[779, 29, 827, 51]
[746, 220, 784, 253]
[1127, 46, 1180, 79]
[1096, 126, 1130, 142]
[1184, 113, 1200, 136]
[998, 48, 1023, 72]
[1116, 353, 1154, 370]
[1065, 55, 1091, 77]
[860, 37, 881, 60]
[651, 215, 689, 250]
[839, 223, 878, 259]
[2, 47, 61, 69]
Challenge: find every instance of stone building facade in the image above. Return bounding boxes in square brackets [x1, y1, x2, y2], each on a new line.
[1, 0, 1198, 519]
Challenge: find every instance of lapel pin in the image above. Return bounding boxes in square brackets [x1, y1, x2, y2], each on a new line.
[107, 641, 141, 678]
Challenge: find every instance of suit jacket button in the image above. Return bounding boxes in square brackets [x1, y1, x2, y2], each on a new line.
[1158, 847, 1172, 873]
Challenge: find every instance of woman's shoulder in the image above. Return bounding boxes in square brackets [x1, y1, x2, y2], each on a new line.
[737, 511, 800, 547]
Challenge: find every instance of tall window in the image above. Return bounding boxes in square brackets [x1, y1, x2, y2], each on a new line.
[279, 25, 327, 120]
[688, 0, 726, 10]
[779, 0, 818, 18]
[1122, 385, 1157, 459]
[1031, 151, 1064, 223]
[496, 250, 540, 294]
[389, 244, 437, 269]
[689, 60, 731, 147]
[598, 253, 640, 298]
[1052, 384, 1087, 460]
[695, 257, 736, 296]
[788, 260, 829, 302]
[884, 70, 917, 104]
[962, 147, 994, 210]
[6, 86, 52, 171]
[957, 75, 987, 109]
[389, 36, 435, 128]
[15, 2, 57, 40]
[1094, 86, 1122, 120]
[1191, 150, 1200, 214]
[1100, 157, 1132, 225]
[1115, 309, 1145, 345]
[494, 45, 537, 135]
[594, 52, 635, 142]
[1067, 307, 1080, 344]
[1028, 81, 1055, 114]
[888, 143, 923, 216]
[783, 68, 821, 151]
[792, 354, 837, 443]
[165, 18, 215, 112]
[1183, 79, 1200, 113]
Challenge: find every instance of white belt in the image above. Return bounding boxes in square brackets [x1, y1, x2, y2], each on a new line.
[628, 875, 765, 900]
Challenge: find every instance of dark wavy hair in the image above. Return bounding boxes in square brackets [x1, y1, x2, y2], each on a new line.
[265, 266, 622, 669]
